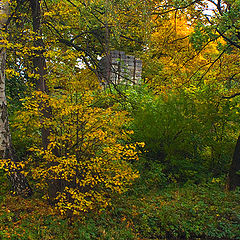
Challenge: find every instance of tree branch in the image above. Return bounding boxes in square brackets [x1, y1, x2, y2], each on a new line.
[222, 93, 240, 99]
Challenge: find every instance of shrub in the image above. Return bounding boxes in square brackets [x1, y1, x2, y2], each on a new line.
[14, 90, 141, 215]
[127, 85, 238, 182]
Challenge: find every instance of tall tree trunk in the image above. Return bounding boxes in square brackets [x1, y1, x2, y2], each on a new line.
[0, 0, 32, 197]
[228, 135, 240, 190]
[30, 0, 50, 150]
[29, 0, 60, 202]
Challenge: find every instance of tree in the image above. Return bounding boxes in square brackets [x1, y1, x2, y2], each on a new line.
[1, 0, 148, 206]
[228, 135, 240, 190]
[202, 0, 240, 189]
[0, 0, 32, 197]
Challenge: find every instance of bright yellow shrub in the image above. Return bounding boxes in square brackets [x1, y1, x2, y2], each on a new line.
[15, 90, 140, 215]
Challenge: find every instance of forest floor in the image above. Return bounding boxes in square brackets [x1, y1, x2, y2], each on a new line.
[0, 171, 239, 240]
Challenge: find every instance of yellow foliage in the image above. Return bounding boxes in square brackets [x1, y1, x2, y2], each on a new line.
[143, 14, 224, 92]
[15, 89, 141, 215]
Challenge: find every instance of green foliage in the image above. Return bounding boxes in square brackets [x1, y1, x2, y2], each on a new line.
[190, 0, 240, 52]
[0, 170, 8, 203]
[190, 23, 210, 51]
[112, 181, 240, 239]
[125, 85, 239, 182]
[136, 159, 167, 189]
[5, 76, 27, 114]
[127, 182, 240, 239]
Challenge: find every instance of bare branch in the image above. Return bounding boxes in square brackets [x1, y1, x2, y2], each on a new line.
[222, 93, 240, 99]
[216, 28, 240, 49]
[152, 0, 201, 16]
[197, 48, 227, 84]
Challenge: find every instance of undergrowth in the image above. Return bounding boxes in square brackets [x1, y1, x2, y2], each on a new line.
[0, 170, 239, 240]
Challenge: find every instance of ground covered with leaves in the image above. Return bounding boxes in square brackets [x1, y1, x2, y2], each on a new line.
[0, 170, 239, 240]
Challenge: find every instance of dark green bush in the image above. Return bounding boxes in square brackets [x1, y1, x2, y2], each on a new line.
[126, 85, 239, 182]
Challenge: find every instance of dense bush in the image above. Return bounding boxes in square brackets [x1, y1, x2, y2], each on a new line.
[11, 90, 141, 215]
[125, 85, 239, 182]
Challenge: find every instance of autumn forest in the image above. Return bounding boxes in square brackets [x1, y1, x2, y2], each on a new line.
[0, 0, 240, 239]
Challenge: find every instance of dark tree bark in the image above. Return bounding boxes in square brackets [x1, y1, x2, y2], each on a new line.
[29, 0, 62, 202]
[29, 0, 50, 150]
[228, 135, 240, 190]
